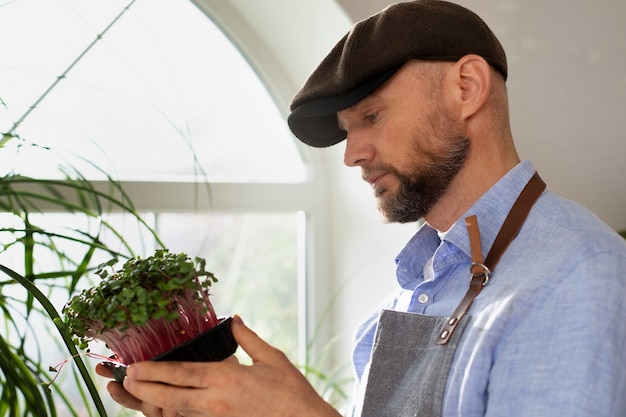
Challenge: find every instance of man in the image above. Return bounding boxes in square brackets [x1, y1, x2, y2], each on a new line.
[102, 1, 626, 416]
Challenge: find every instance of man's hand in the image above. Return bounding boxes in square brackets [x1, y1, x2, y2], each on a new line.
[97, 315, 342, 417]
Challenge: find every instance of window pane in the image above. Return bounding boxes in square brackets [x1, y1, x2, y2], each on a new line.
[156, 212, 300, 360]
[0, 0, 306, 183]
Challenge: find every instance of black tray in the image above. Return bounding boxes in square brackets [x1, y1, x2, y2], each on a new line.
[103, 316, 237, 384]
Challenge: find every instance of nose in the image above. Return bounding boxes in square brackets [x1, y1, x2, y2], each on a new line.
[343, 130, 375, 167]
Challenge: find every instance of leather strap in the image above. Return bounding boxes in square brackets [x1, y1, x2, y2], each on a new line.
[435, 172, 546, 345]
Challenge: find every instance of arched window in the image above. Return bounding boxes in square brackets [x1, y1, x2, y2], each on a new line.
[1, 0, 309, 413]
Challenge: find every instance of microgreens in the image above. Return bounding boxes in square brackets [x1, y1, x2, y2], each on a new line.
[62, 249, 219, 364]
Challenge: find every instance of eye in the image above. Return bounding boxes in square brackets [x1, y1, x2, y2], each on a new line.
[364, 111, 379, 124]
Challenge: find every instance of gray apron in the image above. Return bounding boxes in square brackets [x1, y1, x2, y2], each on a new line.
[359, 311, 469, 417]
[354, 172, 546, 417]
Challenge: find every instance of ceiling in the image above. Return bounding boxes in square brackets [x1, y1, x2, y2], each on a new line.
[198, 0, 626, 231]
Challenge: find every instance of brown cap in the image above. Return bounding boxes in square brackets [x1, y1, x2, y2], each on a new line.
[288, 0, 507, 148]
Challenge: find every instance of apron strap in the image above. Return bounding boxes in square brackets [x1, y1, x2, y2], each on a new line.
[435, 172, 546, 345]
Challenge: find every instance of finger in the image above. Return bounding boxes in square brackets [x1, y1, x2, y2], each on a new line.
[105, 380, 143, 411]
[231, 315, 288, 364]
[163, 409, 185, 417]
[223, 355, 240, 365]
[123, 373, 201, 412]
[125, 361, 207, 387]
[95, 362, 114, 378]
[108, 380, 169, 417]
[140, 402, 168, 417]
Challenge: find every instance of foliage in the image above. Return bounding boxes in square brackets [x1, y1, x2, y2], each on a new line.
[0, 264, 107, 417]
[0, 168, 164, 417]
[0, 153, 166, 415]
[63, 250, 219, 364]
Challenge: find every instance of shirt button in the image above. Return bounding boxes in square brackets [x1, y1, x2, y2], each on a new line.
[418, 293, 429, 304]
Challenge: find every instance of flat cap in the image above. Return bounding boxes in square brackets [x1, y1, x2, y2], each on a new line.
[288, 0, 507, 148]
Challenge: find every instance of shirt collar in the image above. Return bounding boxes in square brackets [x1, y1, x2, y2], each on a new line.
[395, 161, 537, 289]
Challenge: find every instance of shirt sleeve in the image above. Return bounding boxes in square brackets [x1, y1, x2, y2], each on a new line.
[485, 251, 626, 417]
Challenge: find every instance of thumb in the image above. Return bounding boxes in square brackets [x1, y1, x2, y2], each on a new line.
[231, 315, 288, 365]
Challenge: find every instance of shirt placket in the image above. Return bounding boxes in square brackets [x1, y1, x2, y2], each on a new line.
[407, 240, 467, 313]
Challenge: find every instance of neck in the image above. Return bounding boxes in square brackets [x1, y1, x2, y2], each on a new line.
[424, 139, 520, 231]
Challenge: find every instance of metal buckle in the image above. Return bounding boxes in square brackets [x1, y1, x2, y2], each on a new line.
[470, 261, 491, 286]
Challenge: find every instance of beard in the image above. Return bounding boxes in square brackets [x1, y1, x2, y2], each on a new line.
[372, 107, 471, 223]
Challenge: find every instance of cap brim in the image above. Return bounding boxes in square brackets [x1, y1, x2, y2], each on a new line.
[288, 66, 401, 148]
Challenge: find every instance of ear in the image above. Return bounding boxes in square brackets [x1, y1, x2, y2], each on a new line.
[445, 54, 492, 121]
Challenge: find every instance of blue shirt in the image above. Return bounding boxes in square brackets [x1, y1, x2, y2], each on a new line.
[352, 161, 626, 416]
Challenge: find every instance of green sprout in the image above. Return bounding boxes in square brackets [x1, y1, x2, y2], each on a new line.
[62, 249, 219, 364]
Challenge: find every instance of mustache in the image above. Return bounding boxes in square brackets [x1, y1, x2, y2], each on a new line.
[361, 163, 400, 183]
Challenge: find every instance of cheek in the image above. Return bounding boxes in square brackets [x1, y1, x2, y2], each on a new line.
[392, 126, 429, 170]
[377, 109, 433, 169]
[380, 121, 417, 155]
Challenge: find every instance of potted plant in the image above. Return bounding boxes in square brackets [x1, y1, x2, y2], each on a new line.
[61, 249, 237, 383]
